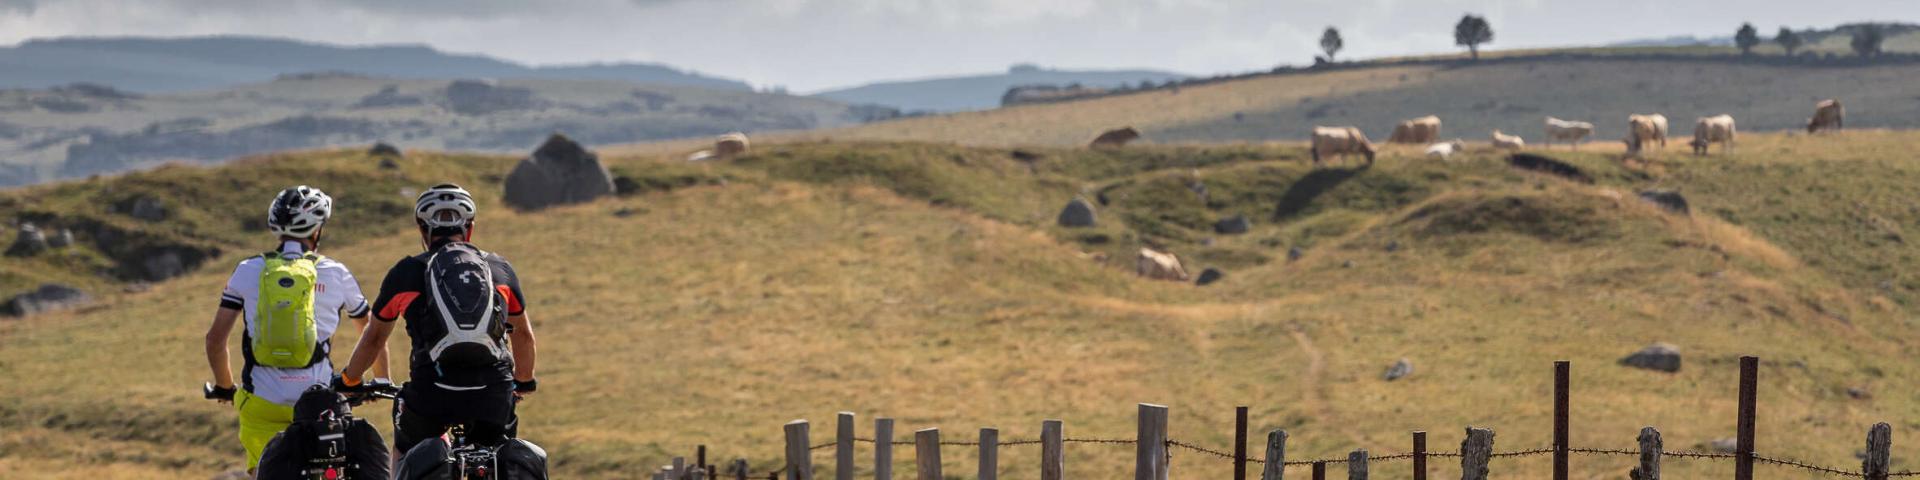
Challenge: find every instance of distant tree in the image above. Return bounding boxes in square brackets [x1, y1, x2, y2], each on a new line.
[1734, 23, 1760, 55]
[1454, 15, 1494, 60]
[1852, 24, 1885, 57]
[1775, 27, 1804, 56]
[1320, 27, 1345, 63]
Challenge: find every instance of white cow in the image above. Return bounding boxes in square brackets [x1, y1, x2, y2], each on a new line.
[1490, 130, 1525, 150]
[1136, 248, 1190, 281]
[1543, 117, 1594, 149]
[1424, 139, 1466, 159]
[1310, 126, 1376, 166]
[1624, 114, 1669, 155]
[1689, 114, 1736, 156]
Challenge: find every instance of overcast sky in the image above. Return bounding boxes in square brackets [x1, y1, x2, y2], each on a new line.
[0, 0, 1912, 92]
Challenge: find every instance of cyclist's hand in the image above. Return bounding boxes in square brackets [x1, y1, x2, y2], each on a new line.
[204, 382, 236, 404]
[513, 378, 537, 401]
[330, 373, 368, 395]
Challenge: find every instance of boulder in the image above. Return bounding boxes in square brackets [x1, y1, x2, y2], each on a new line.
[143, 251, 187, 281]
[1214, 214, 1251, 235]
[1619, 343, 1682, 372]
[2, 284, 90, 317]
[118, 195, 167, 222]
[1135, 248, 1189, 281]
[368, 142, 402, 157]
[1287, 247, 1304, 262]
[1383, 358, 1414, 381]
[6, 223, 48, 257]
[1057, 198, 1096, 227]
[503, 134, 617, 210]
[47, 228, 74, 248]
[1194, 267, 1224, 286]
[1847, 387, 1872, 400]
[1637, 190, 1690, 215]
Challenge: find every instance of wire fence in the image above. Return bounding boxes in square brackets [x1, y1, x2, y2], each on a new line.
[655, 357, 1912, 480]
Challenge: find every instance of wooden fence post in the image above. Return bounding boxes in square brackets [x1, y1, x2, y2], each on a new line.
[786, 420, 814, 480]
[1136, 403, 1170, 480]
[1865, 423, 1892, 480]
[1311, 461, 1325, 480]
[1261, 429, 1287, 480]
[876, 418, 895, 480]
[675, 457, 688, 480]
[979, 427, 999, 480]
[915, 428, 941, 480]
[1459, 427, 1494, 480]
[837, 412, 856, 480]
[1042, 420, 1065, 480]
[1554, 360, 1570, 480]
[1236, 406, 1250, 480]
[699, 445, 709, 476]
[1735, 356, 1758, 480]
[1412, 431, 1427, 480]
[733, 458, 749, 480]
[1348, 449, 1368, 480]
[1631, 427, 1660, 480]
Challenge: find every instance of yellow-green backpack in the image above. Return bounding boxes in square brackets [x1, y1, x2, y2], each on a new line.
[253, 251, 322, 368]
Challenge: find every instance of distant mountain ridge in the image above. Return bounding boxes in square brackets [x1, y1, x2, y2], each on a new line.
[0, 35, 750, 92]
[811, 64, 1187, 112]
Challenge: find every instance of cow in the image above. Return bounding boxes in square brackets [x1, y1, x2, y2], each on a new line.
[687, 150, 716, 162]
[1543, 117, 1594, 149]
[1310, 126, 1375, 166]
[1624, 114, 1668, 155]
[715, 132, 751, 157]
[1689, 114, 1736, 156]
[1807, 99, 1843, 133]
[1136, 247, 1190, 281]
[1424, 139, 1467, 159]
[1387, 115, 1442, 144]
[1491, 130, 1525, 150]
[1090, 127, 1141, 148]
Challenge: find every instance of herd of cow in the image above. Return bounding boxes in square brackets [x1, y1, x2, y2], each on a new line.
[1293, 98, 1847, 165]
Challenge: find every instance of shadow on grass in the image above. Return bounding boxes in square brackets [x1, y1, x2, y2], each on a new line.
[1272, 164, 1368, 221]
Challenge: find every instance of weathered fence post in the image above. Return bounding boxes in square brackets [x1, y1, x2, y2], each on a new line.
[915, 428, 941, 480]
[1554, 360, 1569, 480]
[1412, 431, 1427, 480]
[1235, 406, 1250, 480]
[1348, 449, 1368, 480]
[1735, 356, 1758, 480]
[786, 420, 814, 480]
[1631, 426, 1660, 480]
[1042, 420, 1065, 480]
[1865, 422, 1892, 480]
[1136, 403, 1170, 480]
[837, 412, 856, 480]
[733, 458, 749, 480]
[875, 418, 895, 480]
[1311, 461, 1325, 480]
[1261, 429, 1287, 480]
[675, 457, 688, 480]
[979, 427, 999, 480]
[699, 445, 709, 476]
[1459, 427, 1494, 480]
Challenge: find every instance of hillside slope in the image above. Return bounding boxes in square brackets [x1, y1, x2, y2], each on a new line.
[5, 132, 1920, 478]
[0, 36, 749, 93]
[811, 64, 1187, 112]
[799, 56, 1920, 146]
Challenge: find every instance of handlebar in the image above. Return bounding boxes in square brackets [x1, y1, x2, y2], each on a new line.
[201, 379, 400, 407]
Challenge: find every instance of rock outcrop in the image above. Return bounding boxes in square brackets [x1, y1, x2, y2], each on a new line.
[503, 134, 617, 210]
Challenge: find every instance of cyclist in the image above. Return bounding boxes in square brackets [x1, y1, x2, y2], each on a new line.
[203, 185, 389, 473]
[335, 183, 540, 457]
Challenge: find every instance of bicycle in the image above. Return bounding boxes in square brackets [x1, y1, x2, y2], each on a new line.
[208, 380, 400, 480]
[397, 395, 542, 480]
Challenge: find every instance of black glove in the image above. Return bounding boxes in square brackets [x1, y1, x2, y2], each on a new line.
[513, 378, 537, 394]
[203, 382, 236, 401]
[330, 374, 368, 394]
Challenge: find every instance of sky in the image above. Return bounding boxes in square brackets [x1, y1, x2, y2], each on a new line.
[0, 0, 1912, 92]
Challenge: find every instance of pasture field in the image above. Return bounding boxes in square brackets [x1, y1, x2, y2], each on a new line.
[5, 131, 1920, 478]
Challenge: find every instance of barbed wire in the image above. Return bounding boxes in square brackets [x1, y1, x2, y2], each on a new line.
[1753, 453, 1864, 478]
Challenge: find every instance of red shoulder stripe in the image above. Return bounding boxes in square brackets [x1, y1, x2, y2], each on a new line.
[496, 285, 523, 315]
[378, 292, 419, 321]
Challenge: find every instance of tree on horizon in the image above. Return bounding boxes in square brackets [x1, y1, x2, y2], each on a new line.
[1853, 24, 1885, 57]
[1735, 23, 1760, 55]
[1320, 27, 1345, 63]
[1455, 15, 1494, 60]
[1776, 27, 1804, 56]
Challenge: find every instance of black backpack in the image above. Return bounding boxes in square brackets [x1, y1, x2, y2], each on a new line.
[397, 437, 549, 480]
[424, 242, 510, 368]
[255, 387, 390, 480]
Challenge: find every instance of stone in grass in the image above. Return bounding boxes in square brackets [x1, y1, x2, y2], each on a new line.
[1619, 343, 1681, 373]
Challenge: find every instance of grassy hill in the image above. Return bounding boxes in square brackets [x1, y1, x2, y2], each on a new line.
[5, 130, 1920, 479]
[778, 53, 1920, 147]
[811, 64, 1187, 112]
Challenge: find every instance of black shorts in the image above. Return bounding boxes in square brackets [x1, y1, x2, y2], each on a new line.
[391, 382, 518, 455]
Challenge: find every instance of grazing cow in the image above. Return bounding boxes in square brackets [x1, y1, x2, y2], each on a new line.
[1543, 117, 1595, 149]
[1624, 114, 1669, 155]
[1387, 115, 1442, 144]
[1090, 127, 1142, 148]
[1310, 126, 1376, 166]
[1807, 99, 1844, 133]
[1490, 130, 1525, 150]
[1424, 139, 1467, 159]
[686, 150, 716, 162]
[1136, 248, 1190, 281]
[1689, 114, 1736, 156]
[715, 132, 751, 157]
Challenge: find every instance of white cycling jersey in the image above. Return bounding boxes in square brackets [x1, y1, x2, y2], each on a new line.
[219, 241, 370, 405]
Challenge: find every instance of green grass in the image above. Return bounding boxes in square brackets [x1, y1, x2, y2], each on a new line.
[7, 132, 1920, 479]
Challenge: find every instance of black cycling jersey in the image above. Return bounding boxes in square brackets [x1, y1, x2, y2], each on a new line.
[369, 241, 525, 390]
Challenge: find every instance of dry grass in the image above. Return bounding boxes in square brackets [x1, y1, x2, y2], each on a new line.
[7, 132, 1920, 479]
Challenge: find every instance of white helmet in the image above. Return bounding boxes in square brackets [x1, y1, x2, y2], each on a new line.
[415, 183, 476, 230]
[267, 185, 332, 239]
